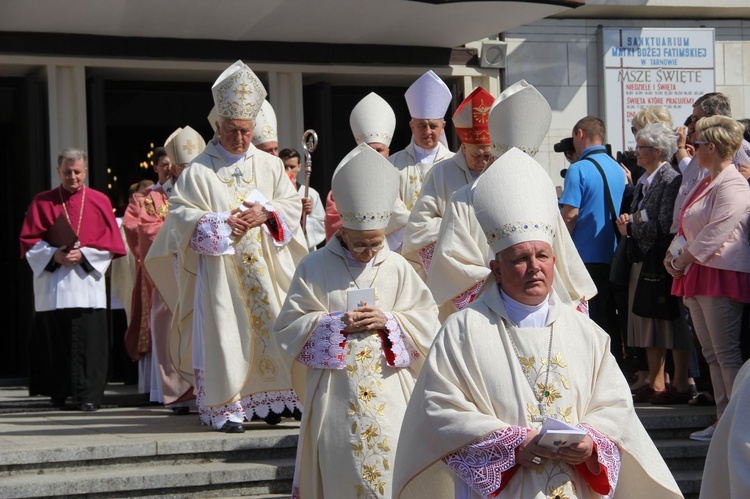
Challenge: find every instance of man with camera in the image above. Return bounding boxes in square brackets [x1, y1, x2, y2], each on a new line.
[559, 116, 626, 363]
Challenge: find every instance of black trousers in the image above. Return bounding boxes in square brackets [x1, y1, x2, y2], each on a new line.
[585, 263, 624, 365]
[29, 308, 109, 405]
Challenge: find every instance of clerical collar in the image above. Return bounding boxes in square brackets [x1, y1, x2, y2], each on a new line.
[414, 143, 439, 164]
[499, 287, 549, 328]
[217, 143, 247, 164]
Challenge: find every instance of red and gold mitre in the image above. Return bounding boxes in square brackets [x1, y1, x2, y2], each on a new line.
[452, 86, 494, 145]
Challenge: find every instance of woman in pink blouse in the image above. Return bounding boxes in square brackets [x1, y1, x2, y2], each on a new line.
[666, 115, 750, 442]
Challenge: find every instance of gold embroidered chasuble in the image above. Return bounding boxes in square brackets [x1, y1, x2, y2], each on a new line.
[274, 237, 440, 499]
[166, 141, 307, 407]
[393, 285, 683, 499]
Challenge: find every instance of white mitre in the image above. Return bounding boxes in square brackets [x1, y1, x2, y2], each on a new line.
[489, 80, 551, 158]
[350, 92, 396, 147]
[211, 60, 267, 120]
[473, 147, 558, 255]
[332, 143, 399, 231]
[164, 126, 206, 165]
[252, 100, 278, 145]
[405, 70, 452, 120]
[207, 105, 220, 133]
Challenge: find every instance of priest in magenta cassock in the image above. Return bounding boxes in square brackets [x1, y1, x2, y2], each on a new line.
[20, 148, 126, 411]
[165, 60, 307, 432]
[274, 143, 439, 499]
[393, 148, 682, 499]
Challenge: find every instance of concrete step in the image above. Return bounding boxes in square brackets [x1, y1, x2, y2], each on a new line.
[635, 404, 715, 438]
[0, 428, 298, 477]
[672, 469, 704, 498]
[653, 438, 710, 472]
[0, 458, 294, 498]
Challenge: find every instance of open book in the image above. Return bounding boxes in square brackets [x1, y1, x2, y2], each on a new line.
[238, 189, 269, 211]
[537, 417, 587, 450]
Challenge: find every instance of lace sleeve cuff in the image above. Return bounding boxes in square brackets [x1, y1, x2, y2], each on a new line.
[418, 242, 436, 275]
[382, 313, 419, 367]
[190, 212, 235, 255]
[442, 426, 528, 497]
[263, 203, 292, 246]
[451, 281, 484, 311]
[296, 312, 347, 369]
[577, 423, 620, 497]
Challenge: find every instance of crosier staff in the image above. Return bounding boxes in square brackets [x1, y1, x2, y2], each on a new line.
[300, 129, 318, 241]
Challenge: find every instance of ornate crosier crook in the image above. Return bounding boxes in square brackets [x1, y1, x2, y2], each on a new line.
[300, 129, 318, 241]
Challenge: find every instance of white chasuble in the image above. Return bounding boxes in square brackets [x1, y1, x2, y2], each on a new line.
[274, 237, 439, 499]
[167, 141, 307, 409]
[393, 285, 682, 499]
[402, 149, 474, 280]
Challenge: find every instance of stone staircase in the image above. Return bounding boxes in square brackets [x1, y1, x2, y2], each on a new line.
[0, 421, 297, 498]
[635, 403, 715, 499]
[0, 398, 713, 498]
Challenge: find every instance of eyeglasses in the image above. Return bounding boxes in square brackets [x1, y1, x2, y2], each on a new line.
[634, 145, 655, 153]
[694, 140, 709, 148]
[349, 242, 384, 254]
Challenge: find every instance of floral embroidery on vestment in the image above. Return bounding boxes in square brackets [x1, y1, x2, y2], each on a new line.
[451, 281, 484, 311]
[417, 242, 436, 275]
[442, 425, 528, 496]
[578, 423, 620, 498]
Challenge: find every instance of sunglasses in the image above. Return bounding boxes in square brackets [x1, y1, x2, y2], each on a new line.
[634, 145, 655, 153]
[694, 140, 709, 148]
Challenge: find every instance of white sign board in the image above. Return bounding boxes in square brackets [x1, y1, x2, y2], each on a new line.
[602, 28, 715, 155]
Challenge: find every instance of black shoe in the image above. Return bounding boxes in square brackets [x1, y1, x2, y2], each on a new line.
[292, 408, 303, 421]
[80, 403, 98, 412]
[172, 406, 190, 416]
[219, 421, 245, 433]
[263, 412, 283, 425]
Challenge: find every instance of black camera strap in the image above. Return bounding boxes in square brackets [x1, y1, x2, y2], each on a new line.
[584, 155, 620, 239]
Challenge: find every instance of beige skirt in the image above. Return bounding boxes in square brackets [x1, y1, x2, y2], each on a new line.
[627, 261, 691, 349]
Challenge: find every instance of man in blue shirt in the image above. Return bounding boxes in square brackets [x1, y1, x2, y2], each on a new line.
[559, 116, 626, 364]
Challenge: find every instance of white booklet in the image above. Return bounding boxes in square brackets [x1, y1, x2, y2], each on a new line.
[668, 234, 687, 257]
[238, 189, 269, 211]
[347, 288, 376, 311]
[537, 417, 587, 450]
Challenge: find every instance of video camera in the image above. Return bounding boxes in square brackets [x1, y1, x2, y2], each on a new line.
[553, 137, 575, 155]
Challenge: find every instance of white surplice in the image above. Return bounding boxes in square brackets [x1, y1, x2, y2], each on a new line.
[274, 236, 439, 499]
[393, 284, 683, 499]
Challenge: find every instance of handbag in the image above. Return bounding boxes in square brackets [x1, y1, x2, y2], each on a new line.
[632, 229, 680, 321]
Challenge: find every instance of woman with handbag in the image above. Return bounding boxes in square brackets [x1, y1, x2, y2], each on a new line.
[616, 123, 692, 404]
[666, 115, 750, 441]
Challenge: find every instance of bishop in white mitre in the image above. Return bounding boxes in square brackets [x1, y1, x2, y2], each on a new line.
[393, 148, 682, 499]
[274, 143, 439, 499]
[428, 80, 596, 321]
[387, 70, 454, 251]
[164, 60, 307, 432]
[402, 85, 495, 281]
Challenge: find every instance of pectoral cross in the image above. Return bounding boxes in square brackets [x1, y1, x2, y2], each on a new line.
[232, 167, 243, 182]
